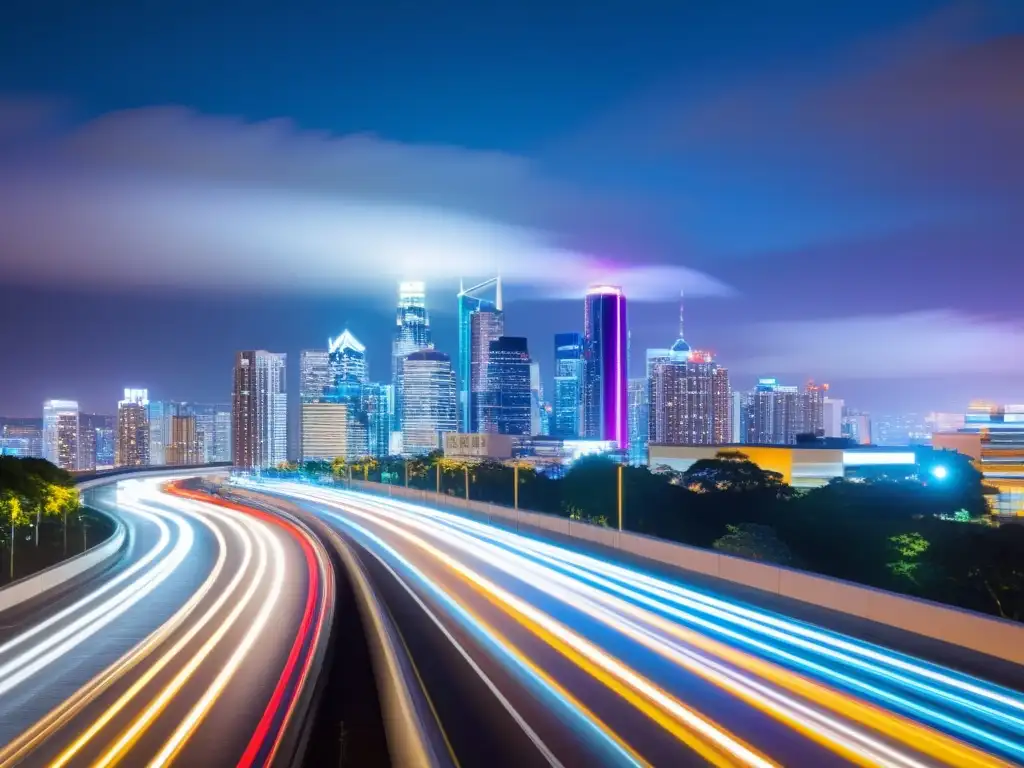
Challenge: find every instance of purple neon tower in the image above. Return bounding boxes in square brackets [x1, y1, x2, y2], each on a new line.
[582, 285, 628, 450]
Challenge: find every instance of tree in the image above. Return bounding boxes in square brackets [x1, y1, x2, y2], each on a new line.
[886, 532, 930, 584]
[681, 451, 791, 498]
[0, 490, 30, 580]
[713, 524, 793, 565]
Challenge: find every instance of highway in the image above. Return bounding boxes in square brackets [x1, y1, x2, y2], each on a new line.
[0, 476, 331, 768]
[249, 480, 1024, 768]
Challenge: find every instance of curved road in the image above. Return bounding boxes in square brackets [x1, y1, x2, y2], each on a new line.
[0, 476, 331, 768]
[248, 480, 1024, 768]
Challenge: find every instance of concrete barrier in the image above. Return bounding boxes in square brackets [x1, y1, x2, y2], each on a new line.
[344, 479, 1024, 664]
[0, 465, 227, 615]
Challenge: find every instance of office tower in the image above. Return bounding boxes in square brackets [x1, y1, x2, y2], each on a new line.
[329, 330, 368, 386]
[800, 381, 828, 436]
[746, 378, 800, 445]
[299, 350, 331, 402]
[458, 276, 502, 432]
[232, 351, 287, 470]
[553, 333, 584, 437]
[402, 350, 457, 455]
[78, 413, 112, 471]
[731, 391, 748, 443]
[301, 402, 364, 461]
[539, 402, 552, 437]
[823, 397, 844, 438]
[167, 414, 201, 465]
[712, 365, 731, 444]
[487, 337, 532, 436]
[1, 419, 43, 459]
[191, 403, 231, 463]
[42, 401, 79, 470]
[147, 400, 168, 465]
[116, 389, 150, 467]
[628, 378, 649, 464]
[392, 281, 432, 430]
[582, 285, 628, 449]
[648, 350, 719, 445]
[529, 361, 542, 436]
[362, 383, 393, 458]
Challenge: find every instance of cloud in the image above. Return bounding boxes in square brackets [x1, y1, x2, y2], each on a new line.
[0, 102, 730, 303]
[731, 311, 1024, 379]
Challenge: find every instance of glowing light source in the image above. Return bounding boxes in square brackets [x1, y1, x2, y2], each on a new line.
[931, 465, 949, 480]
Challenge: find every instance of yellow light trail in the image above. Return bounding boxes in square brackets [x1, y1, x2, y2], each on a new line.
[48, 497, 251, 768]
[89, 510, 272, 768]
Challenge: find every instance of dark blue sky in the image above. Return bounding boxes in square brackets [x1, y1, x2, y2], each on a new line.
[1, 0, 1022, 416]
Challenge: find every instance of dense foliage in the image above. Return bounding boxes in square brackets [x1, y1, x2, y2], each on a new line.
[0, 456, 82, 581]
[276, 449, 1023, 623]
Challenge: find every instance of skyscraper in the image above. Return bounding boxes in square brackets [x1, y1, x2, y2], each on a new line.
[582, 285, 628, 449]
[402, 350, 457, 455]
[823, 397, 844, 438]
[553, 332, 583, 437]
[392, 281, 432, 430]
[362, 382, 394, 458]
[232, 351, 287, 470]
[1, 419, 43, 459]
[458, 276, 502, 432]
[487, 337, 532, 436]
[800, 380, 828, 436]
[301, 402, 365, 462]
[78, 413, 113, 471]
[627, 378, 649, 464]
[299, 350, 331, 402]
[116, 389, 150, 467]
[649, 351, 719, 445]
[42, 400, 79, 471]
[745, 378, 800, 445]
[328, 329, 369, 386]
[529, 361, 542, 437]
[712, 366, 732, 444]
[147, 400, 169, 465]
[167, 414, 201, 465]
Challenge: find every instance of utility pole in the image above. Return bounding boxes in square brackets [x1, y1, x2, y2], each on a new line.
[618, 464, 624, 531]
[436, 463, 441, 494]
[514, 463, 519, 510]
[464, 465, 470, 501]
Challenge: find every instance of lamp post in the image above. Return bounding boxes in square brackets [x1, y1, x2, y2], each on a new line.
[617, 464, 624, 531]
[464, 465, 470, 501]
[436, 463, 441, 494]
[514, 463, 519, 510]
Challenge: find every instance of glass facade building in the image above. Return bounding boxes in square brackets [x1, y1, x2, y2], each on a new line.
[402, 350, 457, 455]
[43, 400, 79, 471]
[232, 350, 287, 470]
[582, 286, 628, 449]
[457, 276, 502, 432]
[117, 389, 150, 468]
[553, 332, 583, 438]
[488, 336, 532, 436]
[392, 282, 432, 431]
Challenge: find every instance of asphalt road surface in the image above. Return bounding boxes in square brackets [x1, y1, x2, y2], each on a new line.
[251, 479, 1024, 768]
[0, 477, 330, 768]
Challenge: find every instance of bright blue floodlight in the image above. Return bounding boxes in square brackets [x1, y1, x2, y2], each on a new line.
[930, 465, 949, 480]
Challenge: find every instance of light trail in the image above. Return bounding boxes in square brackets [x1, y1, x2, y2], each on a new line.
[257, 480, 1024, 766]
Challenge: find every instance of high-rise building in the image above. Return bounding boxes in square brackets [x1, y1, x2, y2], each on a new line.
[301, 402, 366, 462]
[582, 285, 628, 449]
[711, 365, 731, 444]
[799, 381, 828, 436]
[1, 419, 43, 459]
[42, 401, 79, 470]
[402, 350, 457, 455]
[627, 378, 649, 464]
[329, 330, 368, 386]
[539, 402, 552, 437]
[116, 389, 150, 467]
[458, 277, 502, 432]
[843, 409, 873, 445]
[78, 413, 113, 471]
[392, 282, 432, 430]
[362, 383, 394, 458]
[823, 397, 844, 438]
[649, 351, 720, 445]
[232, 351, 287, 470]
[191, 403, 231, 463]
[553, 332, 583, 437]
[167, 414, 202, 465]
[731, 391, 748, 443]
[299, 350, 331, 402]
[147, 400, 169, 465]
[744, 378, 800, 445]
[487, 337, 532, 436]
[529, 361, 542, 437]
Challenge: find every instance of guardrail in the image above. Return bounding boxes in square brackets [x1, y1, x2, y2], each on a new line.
[0, 464, 230, 614]
[348, 480, 1024, 666]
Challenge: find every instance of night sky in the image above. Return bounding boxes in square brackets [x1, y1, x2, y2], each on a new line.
[1, 0, 1022, 417]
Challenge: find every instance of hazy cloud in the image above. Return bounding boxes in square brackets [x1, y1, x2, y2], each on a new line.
[0, 103, 730, 302]
[732, 311, 1024, 379]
